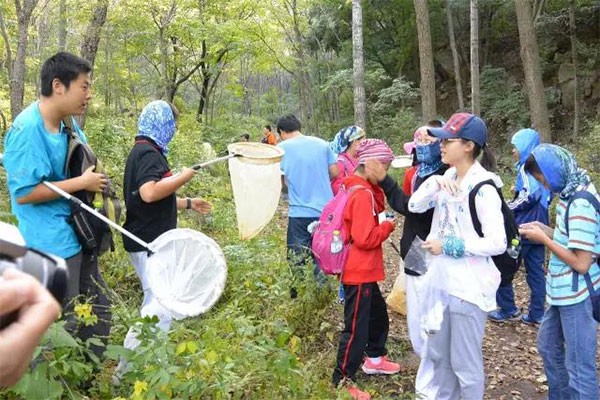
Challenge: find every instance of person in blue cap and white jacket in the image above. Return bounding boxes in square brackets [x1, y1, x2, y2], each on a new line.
[488, 128, 551, 324]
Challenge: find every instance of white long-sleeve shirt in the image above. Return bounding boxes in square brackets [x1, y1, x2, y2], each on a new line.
[408, 161, 504, 312]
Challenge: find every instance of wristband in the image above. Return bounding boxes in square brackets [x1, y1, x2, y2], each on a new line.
[186, 198, 192, 210]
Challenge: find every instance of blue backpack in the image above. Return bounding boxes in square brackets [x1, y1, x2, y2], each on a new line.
[564, 190, 600, 322]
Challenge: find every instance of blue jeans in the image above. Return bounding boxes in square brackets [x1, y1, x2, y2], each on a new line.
[496, 244, 546, 319]
[538, 298, 598, 400]
[286, 217, 323, 281]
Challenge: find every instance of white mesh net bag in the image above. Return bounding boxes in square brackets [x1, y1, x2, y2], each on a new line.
[227, 142, 285, 240]
[145, 228, 227, 319]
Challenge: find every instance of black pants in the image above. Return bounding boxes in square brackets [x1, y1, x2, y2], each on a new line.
[64, 251, 112, 358]
[332, 282, 389, 385]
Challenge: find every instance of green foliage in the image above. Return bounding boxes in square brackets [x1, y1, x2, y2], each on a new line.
[479, 67, 528, 142]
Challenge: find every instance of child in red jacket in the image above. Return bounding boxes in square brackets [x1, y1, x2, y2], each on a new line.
[332, 139, 401, 400]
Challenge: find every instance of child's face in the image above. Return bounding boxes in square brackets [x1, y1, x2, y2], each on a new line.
[366, 162, 390, 184]
[532, 171, 551, 190]
[512, 147, 520, 163]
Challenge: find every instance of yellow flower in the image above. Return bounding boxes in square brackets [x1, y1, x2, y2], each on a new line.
[75, 303, 92, 319]
[134, 380, 148, 396]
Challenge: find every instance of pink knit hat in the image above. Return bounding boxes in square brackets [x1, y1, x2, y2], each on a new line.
[356, 138, 395, 164]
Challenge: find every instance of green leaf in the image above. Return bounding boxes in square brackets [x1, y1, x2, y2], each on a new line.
[43, 324, 79, 348]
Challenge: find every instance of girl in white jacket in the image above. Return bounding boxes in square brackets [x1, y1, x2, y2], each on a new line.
[408, 113, 505, 399]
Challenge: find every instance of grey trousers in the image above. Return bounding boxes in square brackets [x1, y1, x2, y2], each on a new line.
[421, 295, 487, 400]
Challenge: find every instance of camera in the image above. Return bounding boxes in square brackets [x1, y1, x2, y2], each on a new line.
[0, 238, 68, 329]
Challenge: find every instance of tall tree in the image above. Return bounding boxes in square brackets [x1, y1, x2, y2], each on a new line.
[58, 0, 67, 51]
[77, 0, 108, 127]
[446, 0, 464, 109]
[568, 0, 580, 137]
[470, 0, 480, 116]
[10, 0, 40, 120]
[352, 0, 366, 129]
[414, 0, 436, 120]
[514, 0, 551, 142]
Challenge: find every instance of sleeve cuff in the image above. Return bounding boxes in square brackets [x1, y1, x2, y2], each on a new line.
[442, 236, 465, 258]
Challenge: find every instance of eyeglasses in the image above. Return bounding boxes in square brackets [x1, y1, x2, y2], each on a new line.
[440, 138, 463, 145]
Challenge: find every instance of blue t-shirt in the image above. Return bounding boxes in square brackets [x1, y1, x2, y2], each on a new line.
[278, 135, 336, 218]
[547, 183, 600, 306]
[3, 101, 87, 258]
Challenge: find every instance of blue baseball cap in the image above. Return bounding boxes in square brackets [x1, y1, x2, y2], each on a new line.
[428, 112, 488, 147]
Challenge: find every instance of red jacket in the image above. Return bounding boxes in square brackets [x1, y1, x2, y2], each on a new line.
[342, 175, 394, 284]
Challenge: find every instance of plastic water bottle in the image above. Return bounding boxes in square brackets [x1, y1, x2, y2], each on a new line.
[331, 230, 343, 254]
[507, 238, 520, 259]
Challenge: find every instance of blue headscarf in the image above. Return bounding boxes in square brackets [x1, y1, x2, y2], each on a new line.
[137, 100, 177, 155]
[531, 144, 591, 199]
[511, 129, 541, 191]
[330, 125, 365, 155]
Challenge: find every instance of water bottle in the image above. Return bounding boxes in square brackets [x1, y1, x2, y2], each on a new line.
[507, 238, 520, 259]
[331, 230, 343, 254]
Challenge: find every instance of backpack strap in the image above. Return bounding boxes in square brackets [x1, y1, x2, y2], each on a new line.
[469, 179, 501, 237]
[338, 156, 351, 178]
[564, 190, 600, 292]
[347, 184, 376, 217]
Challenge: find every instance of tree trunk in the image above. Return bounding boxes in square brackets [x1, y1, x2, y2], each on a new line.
[58, 0, 67, 51]
[446, 0, 464, 109]
[0, 7, 12, 79]
[352, 0, 367, 129]
[414, 0, 436, 121]
[11, 0, 40, 121]
[569, 0, 580, 137]
[79, 0, 108, 69]
[470, 0, 480, 116]
[515, 0, 551, 142]
[77, 0, 108, 127]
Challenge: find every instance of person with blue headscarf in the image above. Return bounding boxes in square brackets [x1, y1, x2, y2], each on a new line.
[330, 125, 366, 195]
[520, 144, 600, 399]
[115, 100, 212, 381]
[488, 129, 551, 324]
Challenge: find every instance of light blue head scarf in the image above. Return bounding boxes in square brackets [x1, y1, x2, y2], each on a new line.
[330, 125, 365, 155]
[511, 128, 541, 191]
[531, 144, 591, 199]
[137, 100, 177, 155]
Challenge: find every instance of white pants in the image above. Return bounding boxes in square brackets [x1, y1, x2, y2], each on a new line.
[419, 296, 487, 400]
[115, 252, 173, 376]
[406, 273, 435, 398]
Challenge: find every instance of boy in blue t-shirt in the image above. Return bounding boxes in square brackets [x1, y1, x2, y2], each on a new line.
[277, 114, 338, 297]
[520, 144, 600, 399]
[3, 52, 111, 357]
[489, 129, 551, 324]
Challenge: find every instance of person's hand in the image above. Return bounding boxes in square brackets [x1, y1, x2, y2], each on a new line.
[435, 176, 460, 196]
[519, 223, 549, 244]
[80, 166, 108, 192]
[422, 239, 443, 255]
[0, 269, 60, 388]
[181, 167, 197, 182]
[190, 198, 212, 215]
[364, 159, 387, 182]
[519, 223, 551, 244]
[510, 185, 516, 194]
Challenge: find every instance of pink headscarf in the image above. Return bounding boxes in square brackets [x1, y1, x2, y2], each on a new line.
[356, 138, 395, 164]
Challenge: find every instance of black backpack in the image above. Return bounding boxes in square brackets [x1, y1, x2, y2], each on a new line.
[469, 179, 520, 279]
[63, 118, 121, 255]
[564, 190, 600, 322]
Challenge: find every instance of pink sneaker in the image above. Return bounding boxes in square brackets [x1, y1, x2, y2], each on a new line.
[346, 386, 371, 400]
[361, 355, 402, 375]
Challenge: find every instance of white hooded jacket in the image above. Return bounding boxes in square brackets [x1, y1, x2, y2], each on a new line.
[409, 161, 504, 324]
